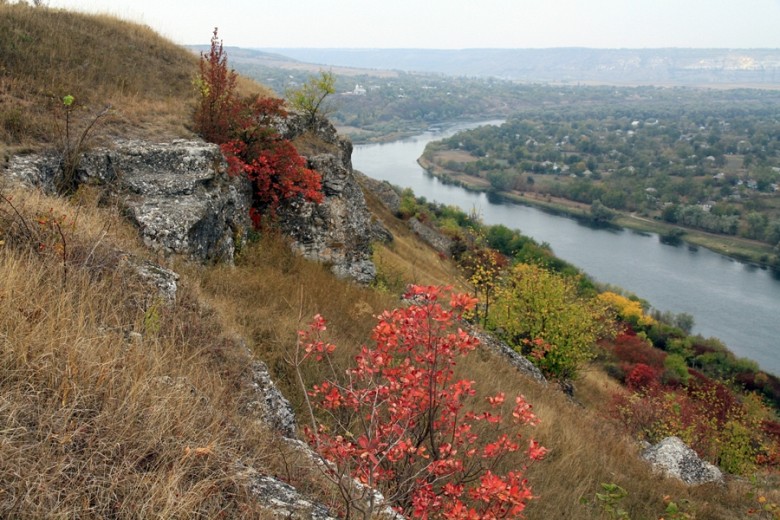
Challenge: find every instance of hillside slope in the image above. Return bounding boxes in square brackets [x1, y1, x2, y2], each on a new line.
[0, 3, 198, 150]
[0, 5, 777, 519]
[0, 3, 271, 154]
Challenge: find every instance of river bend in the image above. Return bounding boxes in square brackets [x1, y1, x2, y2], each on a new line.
[352, 121, 780, 376]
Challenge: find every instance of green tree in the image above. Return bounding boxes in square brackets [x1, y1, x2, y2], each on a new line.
[672, 312, 695, 335]
[590, 199, 616, 223]
[486, 170, 515, 192]
[745, 211, 768, 240]
[766, 219, 780, 246]
[286, 70, 336, 124]
[397, 187, 418, 219]
[488, 263, 616, 380]
[663, 353, 690, 385]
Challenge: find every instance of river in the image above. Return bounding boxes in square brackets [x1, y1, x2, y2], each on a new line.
[352, 121, 780, 376]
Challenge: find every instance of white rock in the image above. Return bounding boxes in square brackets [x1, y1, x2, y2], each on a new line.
[642, 436, 724, 485]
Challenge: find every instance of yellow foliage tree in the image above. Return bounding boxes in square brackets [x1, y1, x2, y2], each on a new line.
[597, 291, 656, 328]
[489, 264, 616, 380]
[460, 246, 507, 325]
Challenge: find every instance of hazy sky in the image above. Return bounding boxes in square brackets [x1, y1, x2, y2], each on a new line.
[45, 0, 780, 49]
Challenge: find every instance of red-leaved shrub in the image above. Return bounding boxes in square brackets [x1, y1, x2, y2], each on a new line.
[294, 286, 546, 519]
[611, 367, 776, 474]
[609, 332, 667, 369]
[194, 30, 322, 224]
[193, 28, 237, 145]
[625, 363, 660, 392]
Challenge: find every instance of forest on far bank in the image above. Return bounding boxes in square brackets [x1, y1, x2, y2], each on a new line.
[418, 90, 780, 260]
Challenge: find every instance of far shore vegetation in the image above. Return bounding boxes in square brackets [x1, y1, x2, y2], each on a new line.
[419, 154, 776, 266]
[238, 59, 780, 267]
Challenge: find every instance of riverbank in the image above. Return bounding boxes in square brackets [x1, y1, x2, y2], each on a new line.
[337, 126, 421, 145]
[339, 118, 507, 145]
[355, 124, 780, 375]
[418, 156, 776, 268]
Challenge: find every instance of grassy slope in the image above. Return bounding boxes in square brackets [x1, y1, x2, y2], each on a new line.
[0, 5, 777, 519]
[0, 3, 272, 155]
[0, 3, 196, 152]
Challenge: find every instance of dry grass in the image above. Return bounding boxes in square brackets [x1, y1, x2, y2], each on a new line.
[292, 129, 342, 158]
[0, 188, 334, 518]
[2, 184, 775, 518]
[192, 232, 398, 404]
[0, 3, 196, 149]
[0, 3, 274, 156]
[193, 197, 780, 519]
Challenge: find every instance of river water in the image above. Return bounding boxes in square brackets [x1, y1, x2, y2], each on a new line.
[352, 121, 780, 376]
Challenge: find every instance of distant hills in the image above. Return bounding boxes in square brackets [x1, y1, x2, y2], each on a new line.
[256, 48, 780, 86]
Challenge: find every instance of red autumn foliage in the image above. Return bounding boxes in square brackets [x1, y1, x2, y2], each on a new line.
[194, 29, 322, 224]
[763, 420, 780, 439]
[625, 363, 660, 392]
[690, 341, 719, 357]
[295, 285, 545, 519]
[611, 384, 715, 460]
[609, 332, 667, 369]
[610, 363, 780, 472]
[220, 96, 322, 222]
[685, 371, 739, 425]
[734, 370, 780, 408]
[193, 28, 237, 145]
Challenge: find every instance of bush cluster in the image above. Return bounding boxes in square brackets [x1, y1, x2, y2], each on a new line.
[194, 29, 322, 224]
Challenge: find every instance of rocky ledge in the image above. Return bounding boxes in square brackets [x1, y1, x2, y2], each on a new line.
[7, 139, 252, 264]
[276, 114, 389, 285]
[6, 114, 387, 284]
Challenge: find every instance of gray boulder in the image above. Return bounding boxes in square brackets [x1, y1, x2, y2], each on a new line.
[642, 436, 724, 485]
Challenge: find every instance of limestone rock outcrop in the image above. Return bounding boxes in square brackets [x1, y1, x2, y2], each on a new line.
[358, 171, 459, 257]
[276, 114, 386, 284]
[243, 360, 298, 439]
[7, 140, 253, 264]
[6, 124, 385, 283]
[408, 217, 454, 256]
[246, 473, 339, 520]
[355, 172, 401, 214]
[131, 259, 180, 304]
[642, 436, 724, 485]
